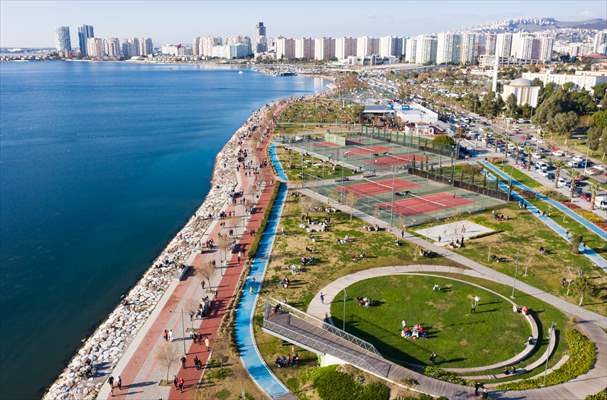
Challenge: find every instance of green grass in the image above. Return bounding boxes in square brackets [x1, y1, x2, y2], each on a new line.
[330, 275, 530, 368]
[278, 99, 363, 125]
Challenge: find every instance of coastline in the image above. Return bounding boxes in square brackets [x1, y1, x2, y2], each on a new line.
[41, 100, 279, 400]
[42, 73, 334, 399]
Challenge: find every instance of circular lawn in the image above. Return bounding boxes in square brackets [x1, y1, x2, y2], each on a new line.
[330, 274, 531, 368]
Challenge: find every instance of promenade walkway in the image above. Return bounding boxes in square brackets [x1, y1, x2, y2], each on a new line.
[300, 265, 607, 400]
[96, 103, 285, 400]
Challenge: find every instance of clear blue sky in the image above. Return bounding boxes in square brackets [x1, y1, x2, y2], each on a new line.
[1, 0, 605, 47]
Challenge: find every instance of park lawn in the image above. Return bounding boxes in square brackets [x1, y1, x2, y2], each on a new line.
[329, 275, 531, 369]
[253, 191, 457, 396]
[414, 203, 607, 316]
[492, 163, 542, 189]
[441, 273, 571, 383]
[276, 146, 356, 183]
[278, 98, 363, 125]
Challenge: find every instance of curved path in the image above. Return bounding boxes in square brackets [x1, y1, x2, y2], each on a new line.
[480, 160, 607, 241]
[307, 265, 607, 400]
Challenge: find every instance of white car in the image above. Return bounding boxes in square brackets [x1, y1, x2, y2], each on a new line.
[552, 150, 565, 157]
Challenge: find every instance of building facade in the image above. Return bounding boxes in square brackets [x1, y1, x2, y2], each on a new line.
[275, 37, 295, 59]
[335, 37, 356, 60]
[295, 37, 314, 59]
[55, 26, 71, 53]
[415, 35, 437, 64]
[254, 21, 268, 54]
[314, 37, 335, 60]
[77, 24, 94, 56]
[86, 37, 104, 58]
[436, 32, 460, 64]
[522, 71, 607, 92]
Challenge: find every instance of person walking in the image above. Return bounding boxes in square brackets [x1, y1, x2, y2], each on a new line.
[430, 352, 437, 365]
[168, 329, 174, 342]
[178, 377, 184, 393]
[474, 381, 481, 396]
[181, 355, 187, 369]
[117, 376, 122, 391]
[320, 291, 325, 304]
[204, 336, 210, 350]
[163, 329, 169, 342]
[173, 375, 178, 388]
[108, 376, 114, 394]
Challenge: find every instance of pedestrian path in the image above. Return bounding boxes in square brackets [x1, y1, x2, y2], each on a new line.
[477, 162, 607, 271]
[269, 143, 288, 181]
[480, 160, 607, 241]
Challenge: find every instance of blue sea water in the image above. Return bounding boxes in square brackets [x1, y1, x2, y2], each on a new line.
[0, 61, 323, 399]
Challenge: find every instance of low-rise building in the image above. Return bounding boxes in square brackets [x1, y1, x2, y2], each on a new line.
[522, 70, 607, 92]
[501, 78, 540, 107]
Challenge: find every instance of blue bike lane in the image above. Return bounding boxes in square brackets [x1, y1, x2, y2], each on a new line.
[234, 144, 292, 399]
[478, 162, 607, 271]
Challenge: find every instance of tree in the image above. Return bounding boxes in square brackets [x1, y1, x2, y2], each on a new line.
[197, 261, 214, 288]
[505, 93, 519, 118]
[571, 273, 590, 306]
[548, 112, 578, 136]
[592, 82, 607, 102]
[553, 160, 565, 189]
[217, 234, 232, 274]
[156, 342, 180, 383]
[432, 135, 456, 148]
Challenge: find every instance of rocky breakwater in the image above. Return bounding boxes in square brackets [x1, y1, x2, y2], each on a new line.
[43, 103, 276, 400]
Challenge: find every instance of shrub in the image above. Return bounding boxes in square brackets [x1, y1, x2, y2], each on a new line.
[498, 328, 596, 390]
[586, 389, 607, 400]
[424, 366, 467, 385]
[311, 366, 390, 400]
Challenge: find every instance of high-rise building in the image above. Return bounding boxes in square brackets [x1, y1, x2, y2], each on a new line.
[314, 37, 335, 60]
[55, 26, 71, 53]
[436, 32, 461, 64]
[405, 38, 417, 63]
[378, 36, 403, 58]
[511, 33, 536, 60]
[415, 35, 437, 64]
[593, 30, 607, 55]
[481, 33, 497, 56]
[138, 38, 153, 56]
[254, 21, 268, 54]
[86, 37, 104, 58]
[199, 37, 222, 57]
[460, 32, 479, 64]
[77, 24, 94, 56]
[495, 33, 513, 58]
[538, 35, 554, 62]
[356, 36, 379, 57]
[335, 37, 356, 60]
[294, 37, 314, 59]
[275, 37, 295, 59]
[104, 38, 121, 58]
[193, 37, 201, 56]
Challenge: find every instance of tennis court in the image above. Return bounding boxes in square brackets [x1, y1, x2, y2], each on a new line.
[275, 132, 444, 173]
[311, 172, 504, 227]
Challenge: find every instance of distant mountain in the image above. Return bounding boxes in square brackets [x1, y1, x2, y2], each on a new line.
[473, 17, 607, 33]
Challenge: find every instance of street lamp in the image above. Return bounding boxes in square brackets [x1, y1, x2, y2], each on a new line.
[342, 289, 348, 331]
[511, 257, 519, 300]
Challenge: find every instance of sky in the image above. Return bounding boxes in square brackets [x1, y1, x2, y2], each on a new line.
[1, 0, 606, 48]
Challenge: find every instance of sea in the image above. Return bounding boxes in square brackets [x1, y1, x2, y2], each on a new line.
[0, 61, 324, 399]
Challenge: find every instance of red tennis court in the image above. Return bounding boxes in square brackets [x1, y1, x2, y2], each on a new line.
[378, 192, 473, 216]
[344, 145, 391, 156]
[314, 141, 340, 148]
[339, 178, 420, 196]
[364, 154, 428, 166]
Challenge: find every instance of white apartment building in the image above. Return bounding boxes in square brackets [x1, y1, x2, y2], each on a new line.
[538, 35, 554, 62]
[139, 38, 153, 56]
[104, 38, 121, 57]
[275, 37, 295, 59]
[335, 37, 356, 60]
[314, 37, 335, 60]
[511, 33, 536, 60]
[482, 33, 497, 56]
[356, 36, 379, 57]
[379, 36, 402, 58]
[495, 33, 513, 58]
[55, 26, 71, 53]
[568, 42, 594, 58]
[436, 32, 460, 64]
[415, 35, 437, 64]
[405, 38, 417, 63]
[295, 37, 314, 59]
[593, 30, 607, 55]
[460, 32, 479, 64]
[161, 44, 186, 56]
[86, 38, 105, 58]
[199, 37, 222, 57]
[522, 70, 607, 92]
[192, 37, 201, 56]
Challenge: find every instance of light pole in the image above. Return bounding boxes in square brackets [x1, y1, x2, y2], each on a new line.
[511, 257, 519, 300]
[181, 309, 187, 354]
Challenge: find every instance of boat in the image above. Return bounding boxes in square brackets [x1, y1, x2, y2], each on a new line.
[238, 70, 244, 75]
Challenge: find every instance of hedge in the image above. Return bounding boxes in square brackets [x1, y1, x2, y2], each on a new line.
[497, 328, 596, 390]
[311, 366, 390, 400]
[586, 389, 607, 400]
[424, 366, 468, 385]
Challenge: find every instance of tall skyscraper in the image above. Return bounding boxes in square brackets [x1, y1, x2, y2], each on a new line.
[77, 24, 94, 56]
[275, 37, 295, 59]
[379, 36, 402, 58]
[193, 37, 201, 56]
[335, 37, 356, 60]
[511, 33, 535, 60]
[55, 26, 71, 53]
[254, 21, 268, 54]
[436, 32, 461, 64]
[86, 37, 104, 58]
[482, 33, 497, 56]
[104, 38, 121, 58]
[593, 30, 607, 55]
[314, 37, 335, 60]
[139, 38, 154, 56]
[356, 36, 379, 57]
[538, 35, 554, 62]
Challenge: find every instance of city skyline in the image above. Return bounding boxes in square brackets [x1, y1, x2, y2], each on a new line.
[1, 0, 606, 48]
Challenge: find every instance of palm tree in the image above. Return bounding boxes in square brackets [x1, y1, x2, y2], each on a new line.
[524, 145, 534, 170]
[590, 182, 599, 210]
[569, 169, 579, 199]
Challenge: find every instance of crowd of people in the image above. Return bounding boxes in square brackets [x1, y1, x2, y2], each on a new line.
[400, 320, 428, 339]
[275, 353, 300, 368]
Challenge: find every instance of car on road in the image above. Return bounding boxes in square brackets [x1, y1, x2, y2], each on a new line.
[552, 149, 565, 157]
